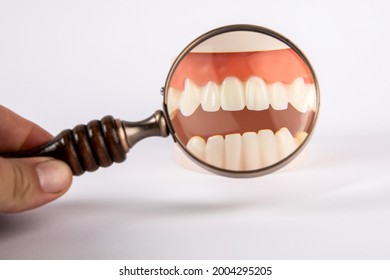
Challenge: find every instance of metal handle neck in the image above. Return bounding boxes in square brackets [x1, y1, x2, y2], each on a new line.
[121, 110, 169, 150]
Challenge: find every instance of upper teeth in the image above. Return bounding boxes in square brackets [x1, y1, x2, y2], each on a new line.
[185, 128, 308, 171]
[200, 81, 220, 112]
[268, 82, 289, 110]
[221, 77, 245, 111]
[245, 76, 269, 111]
[168, 77, 316, 117]
[179, 79, 201, 116]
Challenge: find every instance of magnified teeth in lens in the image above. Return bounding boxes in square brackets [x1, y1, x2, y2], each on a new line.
[205, 135, 224, 169]
[167, 31, 318, 172]
[221, 77, 245, 111]
[245, 77, 269, 111]
[167, 88, 181, 119]
[268, 82, 289, 110]
[179, 79, 201, 116]
[169, 76, 316, 116]
[186, 136, 206, 161]
[224, 133, 242, 170]
[201, 81, 220, 112]
[185, 128, 304, 170]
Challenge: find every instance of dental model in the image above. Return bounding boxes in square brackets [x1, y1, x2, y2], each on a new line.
[2, 25, 319, 178]
[166, 30, 318, 172]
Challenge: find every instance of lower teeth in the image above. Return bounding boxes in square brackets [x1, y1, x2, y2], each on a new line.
[186, 128, 308, 171]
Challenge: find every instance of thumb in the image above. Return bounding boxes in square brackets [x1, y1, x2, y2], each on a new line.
[0, 157, 72, 213]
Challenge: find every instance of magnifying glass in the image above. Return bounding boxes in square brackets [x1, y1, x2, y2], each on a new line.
[2, 24, 320, 178]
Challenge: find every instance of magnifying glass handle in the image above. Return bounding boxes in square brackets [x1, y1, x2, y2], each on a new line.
[1, 110, 169, 176]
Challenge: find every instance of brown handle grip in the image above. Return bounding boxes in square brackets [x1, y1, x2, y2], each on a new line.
[1, 111, 169, 176]
[2, 116, 127, 175]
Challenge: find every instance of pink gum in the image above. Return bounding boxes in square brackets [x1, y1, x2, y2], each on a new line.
[169, 49, 314, 90]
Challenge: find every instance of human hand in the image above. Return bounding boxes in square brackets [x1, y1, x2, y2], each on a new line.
[0, 105, 72, 213]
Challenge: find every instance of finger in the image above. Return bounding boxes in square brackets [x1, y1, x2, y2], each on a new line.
[0, 105, 52, 152]
[0, 157, 72, 213]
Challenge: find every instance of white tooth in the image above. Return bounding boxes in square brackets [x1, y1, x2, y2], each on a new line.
[179, 79, 201, 116]
[258, 129, 279, 167]
[306, 84, 317, 111]
[295, 131, 308, 146]
[269, 82, 288, 110]
[201, 81, 220, 112]
[242, 132, 261, 170]
[275, 127, 297, 159]
[221, 77, 245, 111]
[205, 135, 224, 169]
[224, 133, 242, 170]
[288, 78, 309, 113]
[245, 76, 269, 111]
[186, 136, 206, 161]
[167, 88, 181, 119]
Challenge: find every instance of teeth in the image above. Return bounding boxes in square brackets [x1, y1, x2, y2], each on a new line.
[242, 132, 261, 170]
[187, 128, 306, 171]
[275, 127, 297, 159]
[288, 77, 306, 112]
[288, 77, 309, 113]
[201, 81, 220, 112]
[179, 79, 201, 116]
[268, 82, 288, 110]
[224, 133, 242, 170]
[221, 77, 245, 111]
[186, 136, 206, 161]
[295, 131, 308, 146]
[258, 129, 279, 167]
[306, 84, 317, 111]
[287, 78, 318, 113]
[167, 88, 181, 119]
[205, 135, 224, 169]
[168, 77, 317, 116]
[245, 77, 269, 110]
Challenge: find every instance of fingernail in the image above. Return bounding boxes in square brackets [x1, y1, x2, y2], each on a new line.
[35, 160, 72, 193]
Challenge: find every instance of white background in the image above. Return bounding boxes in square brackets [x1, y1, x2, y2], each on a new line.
[0, 0, 390, 259]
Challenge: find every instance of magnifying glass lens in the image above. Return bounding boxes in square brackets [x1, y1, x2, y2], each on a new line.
[165, 27, 319, 176]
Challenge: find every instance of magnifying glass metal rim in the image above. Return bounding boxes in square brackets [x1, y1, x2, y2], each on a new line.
[162, 24, 321, 178]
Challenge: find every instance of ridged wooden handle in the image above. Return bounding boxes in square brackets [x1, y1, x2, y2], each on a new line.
[1, 111, 169, 176]
[5, 116, 127, 175]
